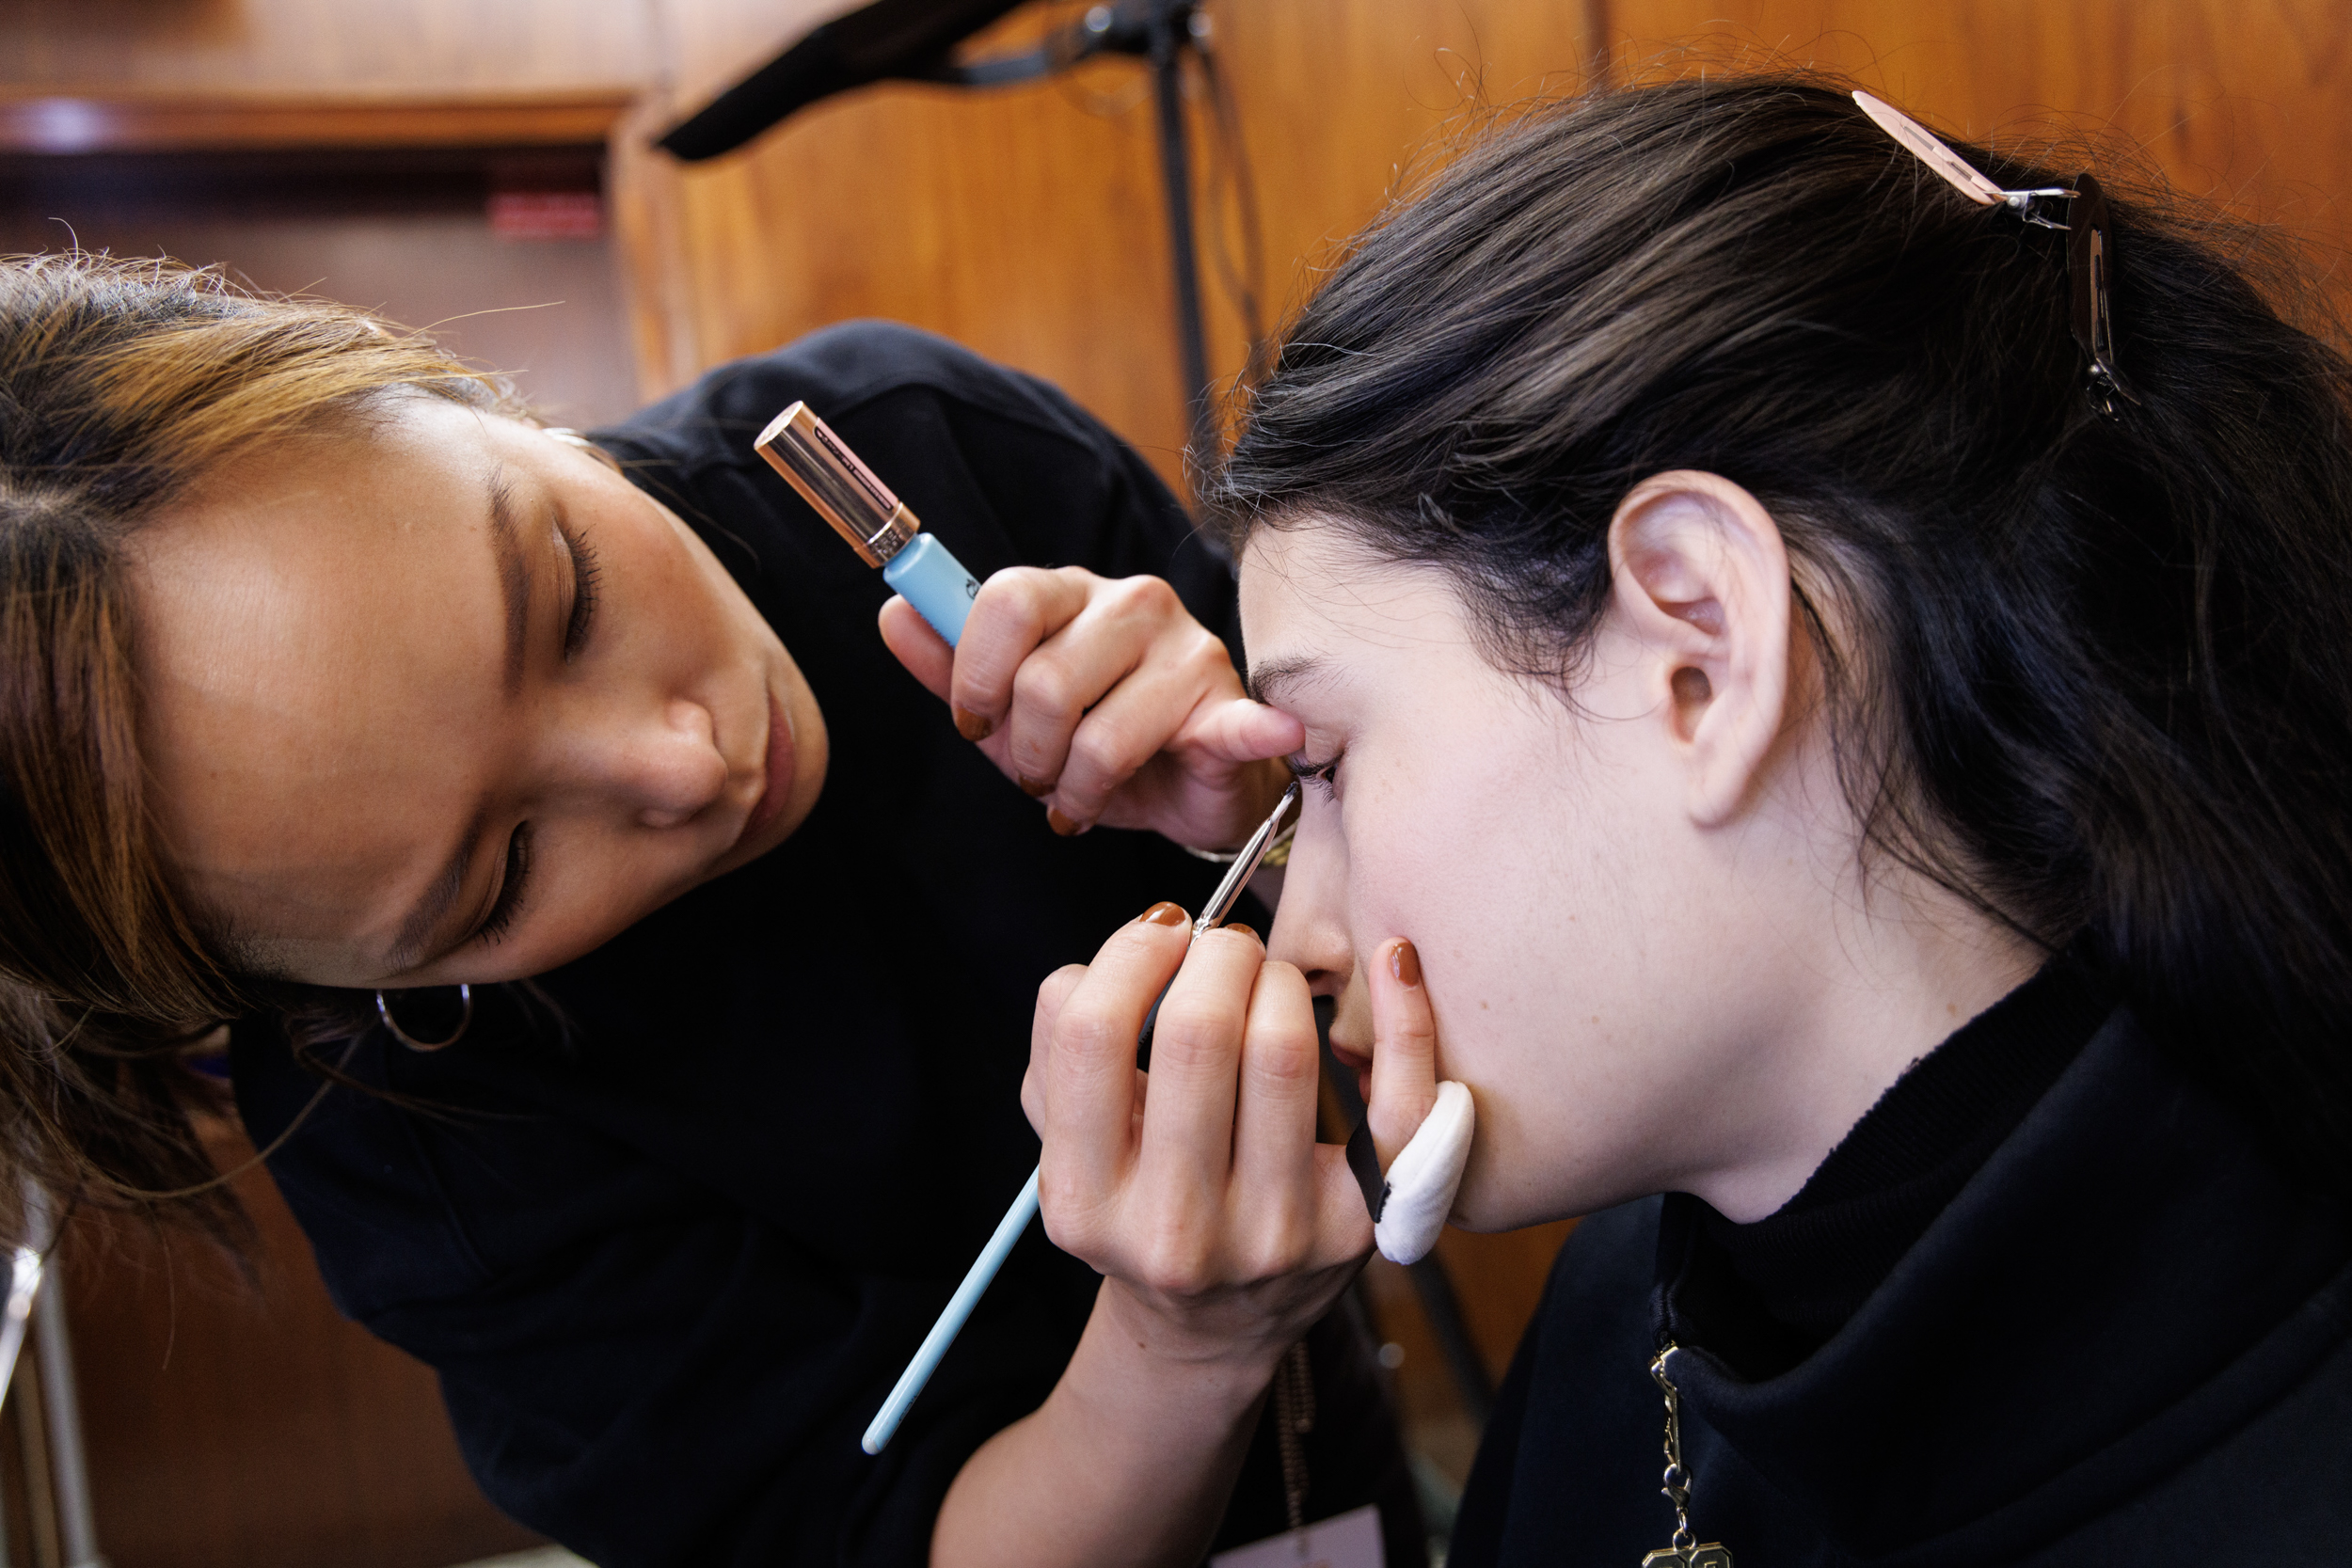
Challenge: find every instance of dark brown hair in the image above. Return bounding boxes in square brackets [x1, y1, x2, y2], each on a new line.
[1213, 73, 2352, 1198]
[0, 253, 510, 1244]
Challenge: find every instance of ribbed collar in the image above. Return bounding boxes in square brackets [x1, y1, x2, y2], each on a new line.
[1685, 957, 2114, 1376]
[1650, 1006, 2352, 1559]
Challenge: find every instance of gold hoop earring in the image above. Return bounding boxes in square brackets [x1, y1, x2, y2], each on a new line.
[375, 985, 472, 1053]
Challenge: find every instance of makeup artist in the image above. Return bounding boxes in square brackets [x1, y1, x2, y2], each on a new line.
[0, 255, 1420, 1568]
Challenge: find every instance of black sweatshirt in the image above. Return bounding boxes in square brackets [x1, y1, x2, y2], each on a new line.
[231, 323, 1421, 1568]
[1450, 973, 2352, 1564]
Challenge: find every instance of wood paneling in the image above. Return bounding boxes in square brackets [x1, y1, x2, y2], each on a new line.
[59, 1116, 540, 1568]
[0, 91, 630, 154]
[644, 0, 2352, 482]
[0, 0, 649, 95]
[1603, 2, 2352, 272]
[5, 2, 2344, 467]
[644, 1, 1604, 477]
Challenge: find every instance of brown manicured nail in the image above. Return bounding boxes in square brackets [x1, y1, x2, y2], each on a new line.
[1390, 940, 1422, 988]
[1047, 807, 1084, 837]
[1141, 900, 1189, 927]
[1223, 923, 1259, 942]
[953, 706, 994, 742]
[1019, 775, 1054, 799]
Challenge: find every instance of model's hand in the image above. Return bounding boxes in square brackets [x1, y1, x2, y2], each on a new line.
[880, 568, 1299, 850]
[1023, 905, 1371, 1374]
[1363, 937, 1443, 1167]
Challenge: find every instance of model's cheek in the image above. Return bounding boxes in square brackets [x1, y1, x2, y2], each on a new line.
[1343, 826, 1494, 1077]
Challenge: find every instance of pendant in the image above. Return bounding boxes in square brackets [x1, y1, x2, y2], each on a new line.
[1641, 1546, 1732, 1567]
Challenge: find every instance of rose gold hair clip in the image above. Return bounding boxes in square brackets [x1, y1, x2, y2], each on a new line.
[1853, 89, 2137, 416]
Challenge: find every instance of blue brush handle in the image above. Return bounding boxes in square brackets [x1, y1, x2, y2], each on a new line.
[862, 538, 1024, 1455]
[882, 532, 980, 646]
[862, 1167, 1040, 1454]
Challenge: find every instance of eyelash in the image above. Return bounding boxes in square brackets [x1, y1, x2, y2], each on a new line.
[1288, 751, 1344, 796]
[477, 823, 532, 945]
[563, 526, 602, 659]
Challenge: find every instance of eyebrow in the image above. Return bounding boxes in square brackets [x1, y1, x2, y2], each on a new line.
[1244, 654, 1334, 711]
[385, 806, 491, 975]
[487, 465, 529, 695]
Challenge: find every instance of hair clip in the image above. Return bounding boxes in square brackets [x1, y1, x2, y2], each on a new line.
[2064, 171, 2134, 417]
[1852, 89, 2136, 416]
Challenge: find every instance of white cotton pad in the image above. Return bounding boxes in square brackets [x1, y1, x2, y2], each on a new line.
[1373, 1080, 1475, 1264]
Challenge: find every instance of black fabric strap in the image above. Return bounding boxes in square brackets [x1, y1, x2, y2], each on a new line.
[1346, 1112, 1387, 1223]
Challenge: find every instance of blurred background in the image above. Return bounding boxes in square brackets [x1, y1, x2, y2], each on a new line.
[0, 2, 2343, 1565]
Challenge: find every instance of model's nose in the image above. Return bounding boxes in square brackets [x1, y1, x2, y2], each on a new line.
[1267, 806, 1353, 990]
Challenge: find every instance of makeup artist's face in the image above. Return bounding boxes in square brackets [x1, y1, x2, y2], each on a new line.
[1242, 522, 1763, 1230]
[130, 393, 828, 990]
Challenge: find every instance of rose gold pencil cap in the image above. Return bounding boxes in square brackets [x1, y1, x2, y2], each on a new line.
[755, 402, 924, 567]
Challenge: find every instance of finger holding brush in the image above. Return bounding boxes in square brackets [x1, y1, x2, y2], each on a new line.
[942, 906, 1370, 1568]
[1031, 911, 1370, 1352]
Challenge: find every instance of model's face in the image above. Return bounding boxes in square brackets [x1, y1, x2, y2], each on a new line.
[130, 394, 828, 990]
[1243, 522, 1790, 1229]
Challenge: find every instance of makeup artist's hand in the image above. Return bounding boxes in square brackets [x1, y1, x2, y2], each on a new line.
[880, 568, 1299, 848]
[933, 915, 1450, 1568]
[1023, 906, 1372, 1370]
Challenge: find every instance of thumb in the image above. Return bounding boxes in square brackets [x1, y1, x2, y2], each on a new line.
[1180, 694, 1305, 766]
[1365, 938, 1440, 1169]
[878, 596, 954, 702]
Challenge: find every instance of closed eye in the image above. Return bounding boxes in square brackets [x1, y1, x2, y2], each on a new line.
[475, 822, 533, 945]
[560, 522, 601, 660]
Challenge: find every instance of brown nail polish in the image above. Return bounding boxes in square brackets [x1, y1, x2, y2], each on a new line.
[953, 706, 994, 742]
[1390, 940, 1422, 988]
[1019, 775, 1054, 799]
[1224, 923, 1259, 942]
[1141, 900, 1189, 927]
[1048, 807, 1084, 837]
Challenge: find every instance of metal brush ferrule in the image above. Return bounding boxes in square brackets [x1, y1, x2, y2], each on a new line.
[755, 401, 923, 567]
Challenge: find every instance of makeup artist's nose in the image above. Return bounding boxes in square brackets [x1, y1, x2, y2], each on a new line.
[602, 698, 728, 828]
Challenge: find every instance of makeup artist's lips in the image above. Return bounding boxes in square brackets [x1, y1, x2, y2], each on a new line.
[739, 690, 793, 844]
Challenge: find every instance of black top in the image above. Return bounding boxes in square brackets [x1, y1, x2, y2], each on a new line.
[1449, 992, 2352, 1565]
[232, 323, 1420, 1568]
[1689, 958, 2115, 1377]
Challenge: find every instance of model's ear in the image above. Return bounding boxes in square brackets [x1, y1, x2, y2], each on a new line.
[1606, 470, 1792, 827]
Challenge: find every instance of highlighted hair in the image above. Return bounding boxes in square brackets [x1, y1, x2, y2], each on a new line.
[0, 253, 511, 1243]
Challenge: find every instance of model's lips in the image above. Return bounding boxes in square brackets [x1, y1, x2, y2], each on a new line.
[1329, 1037, 1374, 1104]
[739, 689, 794, 844]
